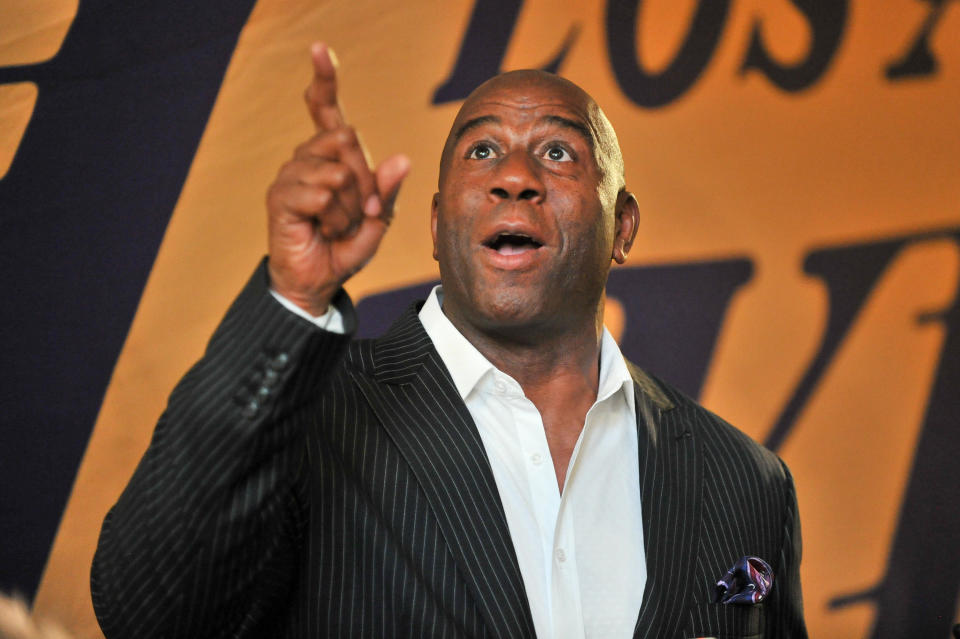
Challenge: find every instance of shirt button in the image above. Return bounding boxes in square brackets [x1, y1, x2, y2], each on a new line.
[530, 453, 543, 465]
[555, 548, 566, 563]
[493, 379, 507, 394]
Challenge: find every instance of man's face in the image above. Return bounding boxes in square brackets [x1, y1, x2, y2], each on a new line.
[431, 72, 636, 336]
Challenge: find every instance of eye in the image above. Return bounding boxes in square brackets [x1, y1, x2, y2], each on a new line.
[544, 145, 572, 162]
[468, 144, 495, 160]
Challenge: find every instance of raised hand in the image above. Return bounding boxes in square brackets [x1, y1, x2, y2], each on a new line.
[267, 42, 410, 316]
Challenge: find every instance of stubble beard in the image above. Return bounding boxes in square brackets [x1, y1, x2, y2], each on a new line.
[440, 258, 605, 349]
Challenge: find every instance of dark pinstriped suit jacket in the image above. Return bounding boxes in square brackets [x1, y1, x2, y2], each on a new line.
[92, 262, 806, 639]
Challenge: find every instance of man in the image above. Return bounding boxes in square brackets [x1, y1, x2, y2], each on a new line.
[91, 43, 805, 638]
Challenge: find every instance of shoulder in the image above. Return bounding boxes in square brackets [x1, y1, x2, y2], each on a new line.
[637, 365, 790, 487]
[338, 301, 435, 380]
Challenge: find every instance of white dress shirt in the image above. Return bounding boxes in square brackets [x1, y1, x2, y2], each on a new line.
[274, 286, 647, 638]
[419, 287, 646, 639]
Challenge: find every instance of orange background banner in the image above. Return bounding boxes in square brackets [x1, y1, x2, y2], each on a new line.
[2, 1, 958, 637]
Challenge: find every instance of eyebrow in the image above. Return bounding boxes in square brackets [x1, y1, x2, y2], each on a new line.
[451, 115, 500, 146]
[451, 114, 596, 149]
[542, 115, 595, 149]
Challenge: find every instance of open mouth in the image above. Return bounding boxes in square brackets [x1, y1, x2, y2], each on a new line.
[483, 232, 544, 255]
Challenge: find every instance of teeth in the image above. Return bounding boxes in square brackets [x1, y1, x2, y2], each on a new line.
[487, 233, 540, 250]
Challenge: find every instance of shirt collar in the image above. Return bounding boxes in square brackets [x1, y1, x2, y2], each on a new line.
[597, 325, 636, 417]
[418, 286, 496, 400]
[418, 285, 636, 413]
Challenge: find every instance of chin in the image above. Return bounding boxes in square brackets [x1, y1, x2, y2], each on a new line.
[440, 268, 559, 335]
[472, 287, 553, 331]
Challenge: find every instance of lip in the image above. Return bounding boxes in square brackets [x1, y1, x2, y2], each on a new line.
[478, 221, 548, 270]
[480, 222, 546, 248]
[480, 243, 544, 270]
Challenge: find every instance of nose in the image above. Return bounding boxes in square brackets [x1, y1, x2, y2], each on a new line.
[489, 150, 544, 203]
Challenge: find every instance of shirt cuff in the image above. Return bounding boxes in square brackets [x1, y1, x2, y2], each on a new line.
[269, 289, 346, 334]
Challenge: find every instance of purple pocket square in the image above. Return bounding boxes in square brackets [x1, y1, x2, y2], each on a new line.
[715, 556, 773, 604]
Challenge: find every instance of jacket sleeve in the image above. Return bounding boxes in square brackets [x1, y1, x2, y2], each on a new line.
[766, 461, 808, 639]
[90, 259, 355, 638]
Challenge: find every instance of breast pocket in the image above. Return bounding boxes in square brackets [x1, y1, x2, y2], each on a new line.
[685, 602, 764, 639]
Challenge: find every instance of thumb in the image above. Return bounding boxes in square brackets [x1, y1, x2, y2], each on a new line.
[373, 154, 411, 222]
[337, 154, 409, 280]
[340, 215, 390, 278]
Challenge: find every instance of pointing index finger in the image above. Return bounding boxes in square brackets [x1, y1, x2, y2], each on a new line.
[305, 42, 345, 131]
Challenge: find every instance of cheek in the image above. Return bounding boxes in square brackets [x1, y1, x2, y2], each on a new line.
[435, 209, 475, 267]
[559, 200, 615, 274]
[440, 188, 485, 239]
[566, 193, 611, 241]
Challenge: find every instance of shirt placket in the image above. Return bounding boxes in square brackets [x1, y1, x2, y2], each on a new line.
[497, 373, 575, 637]
[501, 372, 590, 639]
[551, 496, 585, 638]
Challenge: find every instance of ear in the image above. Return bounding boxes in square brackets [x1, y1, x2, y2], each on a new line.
[612, 191, 639, 264]
[431, 193, 440, 261]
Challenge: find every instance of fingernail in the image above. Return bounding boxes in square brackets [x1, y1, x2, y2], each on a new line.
[327, 47, 339, 68]
[364, 194, 382, 217]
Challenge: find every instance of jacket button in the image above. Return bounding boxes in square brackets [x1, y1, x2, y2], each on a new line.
[241, 399, 260, 418]
[269, 352, 290, 370]
[263, 368, 279, 387]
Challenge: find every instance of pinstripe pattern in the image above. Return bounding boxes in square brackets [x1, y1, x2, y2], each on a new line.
[634, 373, 806, 639]
[92, 262, 805, 638]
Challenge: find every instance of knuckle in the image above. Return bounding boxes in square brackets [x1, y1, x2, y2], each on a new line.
[266, 183, 284, 208]
[280, 159, 299, 176]
[313, 188, 333, 208]
[331, 164, 353, 187]
[338, 126, 358, 145]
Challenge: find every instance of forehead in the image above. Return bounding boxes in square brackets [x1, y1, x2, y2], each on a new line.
[437, 71, 624, 187]
[450, 74, 597, 138]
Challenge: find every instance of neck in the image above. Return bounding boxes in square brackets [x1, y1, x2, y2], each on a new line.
[443, 301, 608, 493]
[444, 302, 606, 397]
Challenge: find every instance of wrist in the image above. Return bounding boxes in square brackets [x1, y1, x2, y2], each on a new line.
[267, 261, 340, 317]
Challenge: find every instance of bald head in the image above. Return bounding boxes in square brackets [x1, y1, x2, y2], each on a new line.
[429, 67, 641, 342]
[438, 70, 625, 197]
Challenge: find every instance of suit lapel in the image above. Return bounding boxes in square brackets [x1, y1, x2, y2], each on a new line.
[628, 364, 704, 639]
[350, 308, 536, 639]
